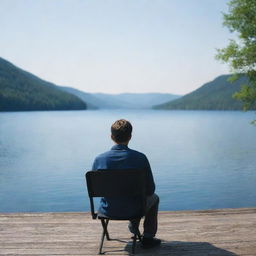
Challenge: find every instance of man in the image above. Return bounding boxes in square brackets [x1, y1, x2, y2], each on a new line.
[92, 119, 161, 249]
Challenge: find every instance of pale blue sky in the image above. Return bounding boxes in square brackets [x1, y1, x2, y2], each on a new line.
[0, 0, 232, 94]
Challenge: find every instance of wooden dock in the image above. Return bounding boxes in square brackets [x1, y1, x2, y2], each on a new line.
[0, 208, 255, 255]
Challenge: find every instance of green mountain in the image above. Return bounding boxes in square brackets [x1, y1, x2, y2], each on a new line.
[0, 57, 87, 111]
[154, 75, 248, 110]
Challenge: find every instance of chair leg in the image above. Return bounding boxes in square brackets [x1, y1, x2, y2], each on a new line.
[137, 230, 142, 242]
[132, 235, 137, 254]
[99, 219, 110, 254]
[99, 219, 141, 254]
[131, 228, 141, 254]
[105, 219, 110, 240]
[99, 228, 105, 254]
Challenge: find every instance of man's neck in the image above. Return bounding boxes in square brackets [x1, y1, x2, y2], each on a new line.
[115, 142, 129, 146]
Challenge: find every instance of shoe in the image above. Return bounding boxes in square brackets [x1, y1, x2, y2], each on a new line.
[141, 237, 161, 249]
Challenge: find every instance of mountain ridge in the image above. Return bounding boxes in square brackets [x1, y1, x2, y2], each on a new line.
[0, 57, 87, 111]
[60, 87, 181, 109]
[1, 57, 250, 112]
[154, 74, 247, 110]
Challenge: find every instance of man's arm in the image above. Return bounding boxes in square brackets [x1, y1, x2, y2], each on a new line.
[144, 156, 155, 196]
[92, 157, 98, 170]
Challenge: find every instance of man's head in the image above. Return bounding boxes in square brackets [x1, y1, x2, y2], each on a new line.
[111, 119, 132, 144]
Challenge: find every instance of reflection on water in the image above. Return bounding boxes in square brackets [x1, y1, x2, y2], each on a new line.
[0, 110, 256, 212]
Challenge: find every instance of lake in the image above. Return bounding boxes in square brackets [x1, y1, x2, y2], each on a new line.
[0, 110, 256, 212]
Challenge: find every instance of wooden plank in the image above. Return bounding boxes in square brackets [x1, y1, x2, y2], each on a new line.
[0, 208, 255, 255]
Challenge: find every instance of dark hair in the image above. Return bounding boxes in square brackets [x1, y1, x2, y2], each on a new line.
[111, 119, 132, 143]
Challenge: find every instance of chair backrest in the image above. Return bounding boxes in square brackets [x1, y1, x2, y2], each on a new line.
[85, 169, 146, 219]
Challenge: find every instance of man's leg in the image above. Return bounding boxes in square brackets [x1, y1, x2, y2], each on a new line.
[143, 193, 159, 238]
[128, 194, 161, 248]
[128, 194, 159, 237]
[139, 193, 161, 248]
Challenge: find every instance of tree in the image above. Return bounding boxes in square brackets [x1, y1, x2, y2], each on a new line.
[216, 0, 256, 114]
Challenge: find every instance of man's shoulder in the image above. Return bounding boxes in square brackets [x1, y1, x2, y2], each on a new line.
[92, 150, 112, 170]
[128, 148, 148, 160]
[94, 149, 112, 160]
[93, 147, 149, 164]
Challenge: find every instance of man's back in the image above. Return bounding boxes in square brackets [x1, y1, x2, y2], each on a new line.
[92, 144, 155, 218]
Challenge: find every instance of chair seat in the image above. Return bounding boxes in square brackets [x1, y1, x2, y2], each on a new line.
[97, 211, 144, 220]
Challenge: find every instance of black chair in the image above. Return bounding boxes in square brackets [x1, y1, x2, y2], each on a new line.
[85, 169, 147, 254]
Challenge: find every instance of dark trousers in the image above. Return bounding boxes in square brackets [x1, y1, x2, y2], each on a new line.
[129, 193, 159, 238]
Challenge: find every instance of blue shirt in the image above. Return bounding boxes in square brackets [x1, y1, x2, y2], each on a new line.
[92, 144, 155, 218]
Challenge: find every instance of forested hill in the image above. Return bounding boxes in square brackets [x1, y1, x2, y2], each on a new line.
[154, 75, 247, 110]
[0, 57, 87, 111]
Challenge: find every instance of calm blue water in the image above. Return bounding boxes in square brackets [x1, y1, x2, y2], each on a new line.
[0, 110, 256, 212]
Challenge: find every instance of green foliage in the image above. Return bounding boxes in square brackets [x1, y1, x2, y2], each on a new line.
[233, 84, 256, 110]
[216, 0, 256, 110]
[154, 75, 248, 110]
[0, 57, 87, 111]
